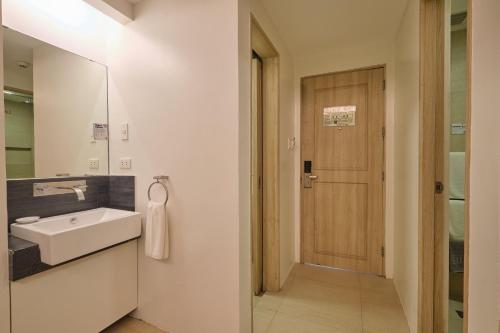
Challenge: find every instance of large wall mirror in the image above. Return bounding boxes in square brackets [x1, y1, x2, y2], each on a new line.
[3, 27, 109, 179]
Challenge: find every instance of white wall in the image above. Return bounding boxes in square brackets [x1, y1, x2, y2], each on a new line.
[468, 0, 500, 331]
[0, 2, 11, 332]
[392, 1, 419, 332]
[33, 43, 108, 177]
[3, 1, 251, 333]
[106, 0, 245, 332]
[238, 0, 252, 330]
[250, 0, 296, 287]
[293, 41, 397, 278]
[4, 67, 33, 91]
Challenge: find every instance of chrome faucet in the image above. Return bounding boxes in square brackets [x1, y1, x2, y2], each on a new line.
[55, 185, 87, 201]
[33, 180, 88, 200]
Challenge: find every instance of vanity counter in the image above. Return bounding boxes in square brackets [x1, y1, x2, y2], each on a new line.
[8, 234, 140, 281]
[8, 235, 49, 281]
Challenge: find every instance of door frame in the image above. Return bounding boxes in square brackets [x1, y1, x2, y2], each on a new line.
[299, 65, 387, 275]
[251, 16, 280, 292]
[251, 53, 264, 296]
[418, 0, 471, 331]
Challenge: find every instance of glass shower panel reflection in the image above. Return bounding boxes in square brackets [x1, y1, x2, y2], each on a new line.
[448, 1, 467, 331]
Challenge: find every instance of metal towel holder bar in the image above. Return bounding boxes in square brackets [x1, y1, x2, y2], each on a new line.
[148, 175, 169, 206]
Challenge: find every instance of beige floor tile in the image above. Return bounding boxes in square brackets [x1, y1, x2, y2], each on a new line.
[284, 276, 361, 308]
[101, 316, 167, 333]
[253, 307, 277, 333]
[256, 290, 287, 311]
[253, 295, 262, 309]
[359, 274, 396, 294]
[362, 302, 410, 333]
[254, 275, 294, 311]
[280, 277, 362, 331]
[253, 264, 410, 333]
[361, 288, 402, 309]
[267, 312, 345, 333]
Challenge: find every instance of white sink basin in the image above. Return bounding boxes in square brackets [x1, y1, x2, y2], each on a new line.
[11, 208, 141, 265]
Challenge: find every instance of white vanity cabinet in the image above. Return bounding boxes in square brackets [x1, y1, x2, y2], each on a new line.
[10, 240, 138, 333]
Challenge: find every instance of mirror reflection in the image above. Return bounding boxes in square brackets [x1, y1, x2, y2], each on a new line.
[448, 0, 467, 331]
[3, 27, 109, 179]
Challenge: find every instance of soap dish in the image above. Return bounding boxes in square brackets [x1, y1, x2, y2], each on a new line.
[15, 216, 40, 224]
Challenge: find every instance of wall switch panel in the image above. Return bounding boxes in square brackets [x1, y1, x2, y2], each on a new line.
[90, 126, 96, 143]
[89, 159, 99, 170]
[120, 158, 132, 169]
[288, 137, 296, 151]
[120, 123, 129, 140]
[451, 122, 466, 135]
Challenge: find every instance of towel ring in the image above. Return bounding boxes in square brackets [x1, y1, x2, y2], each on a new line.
[148, 176, 169, 206]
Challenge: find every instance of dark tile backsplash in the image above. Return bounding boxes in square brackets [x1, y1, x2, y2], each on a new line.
[7, 175, 135, 228]
[109, 176, 135, 211]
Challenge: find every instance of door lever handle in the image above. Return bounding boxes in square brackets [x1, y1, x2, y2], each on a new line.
[308, 175, 318, 180]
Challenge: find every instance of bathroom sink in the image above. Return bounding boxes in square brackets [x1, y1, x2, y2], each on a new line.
[10, 208, 141, 265]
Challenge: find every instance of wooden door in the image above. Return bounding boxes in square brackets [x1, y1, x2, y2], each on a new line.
[251, 55, 264, 295]
[301, 67, 385, 275]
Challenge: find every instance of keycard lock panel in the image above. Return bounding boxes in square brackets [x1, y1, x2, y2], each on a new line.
[304, 161, 313, 188]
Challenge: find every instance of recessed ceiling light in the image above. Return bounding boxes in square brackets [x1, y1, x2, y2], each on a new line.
[16, 61, 31, 69]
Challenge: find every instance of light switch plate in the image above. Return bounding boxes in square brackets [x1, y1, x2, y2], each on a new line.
[121, 123, 129, 140]
[120, 158, 132, 169]
[288, 137, 296, 151]
[451, 123, 466, 135]
[89, 158, 99, 170]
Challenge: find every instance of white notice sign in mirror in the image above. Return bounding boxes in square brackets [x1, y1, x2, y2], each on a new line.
[323, 105, 356, 127]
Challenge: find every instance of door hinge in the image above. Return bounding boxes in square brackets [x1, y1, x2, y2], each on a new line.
[381, 246, 385, 257]
[382, 171, 385, 182]
[383, 80, 386, 91]
[435, 181, 444, 194]
[382, 127, 386, 139]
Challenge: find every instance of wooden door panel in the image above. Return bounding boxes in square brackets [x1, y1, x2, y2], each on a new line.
[301, 67, 385, 275]
[315, 84, 368, 170]
[314, 183, 368, 258]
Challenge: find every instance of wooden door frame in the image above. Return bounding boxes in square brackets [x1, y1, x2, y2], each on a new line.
[251, 54, 264, 296]
[251, 16, 280, 292]
[299, 65, 387, 275]
[418, 0, 471, 331]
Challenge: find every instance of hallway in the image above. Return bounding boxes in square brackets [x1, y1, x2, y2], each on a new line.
[253, 264, 409, 333]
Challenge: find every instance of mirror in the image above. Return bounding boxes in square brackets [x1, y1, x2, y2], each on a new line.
[3, 27, 109, 179]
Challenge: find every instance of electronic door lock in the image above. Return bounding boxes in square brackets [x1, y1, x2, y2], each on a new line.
[304, 161, 317, 188]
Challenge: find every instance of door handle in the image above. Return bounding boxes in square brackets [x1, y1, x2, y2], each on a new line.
[304, 174, 317, 188]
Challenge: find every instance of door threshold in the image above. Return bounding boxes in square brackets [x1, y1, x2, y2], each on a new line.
[303, 263, 386, 278]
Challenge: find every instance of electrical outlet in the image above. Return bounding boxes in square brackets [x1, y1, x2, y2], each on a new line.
[120, 158, 132, 169]
[89, 158, 99, 170]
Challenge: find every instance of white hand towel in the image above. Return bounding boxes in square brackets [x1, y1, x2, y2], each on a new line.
[449, 152, 465, 199]
[145, 201, 169, 260]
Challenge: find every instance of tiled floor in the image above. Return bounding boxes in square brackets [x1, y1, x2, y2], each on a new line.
[101, 316, 167, 333]
[253, 264, 410, 333]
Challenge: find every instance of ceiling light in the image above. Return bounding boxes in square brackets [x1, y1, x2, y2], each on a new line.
[16, 61, 31, 69]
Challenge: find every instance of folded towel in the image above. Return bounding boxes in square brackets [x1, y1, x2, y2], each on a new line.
[145, 201, 169, 260]
[449, 199, 465, 242]
[449, 152, 465, 200]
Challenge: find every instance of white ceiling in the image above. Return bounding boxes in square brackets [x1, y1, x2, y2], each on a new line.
[259, 0, 409, 56]
[3, 29, 43, 85]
